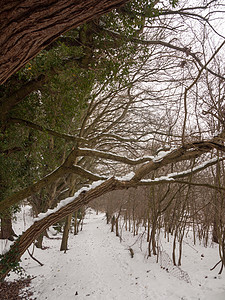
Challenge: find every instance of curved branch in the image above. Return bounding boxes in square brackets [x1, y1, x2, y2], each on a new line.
[10, 118, 86, 144]
[65, 165, 107, 181]
[1, 136, 225, 214]
[0, 0, 129, 84]
[0, 74, 46, 124]
[76, 147, 154, 165]
[173, 180, 225, 192]
[131, 141, 225, 181]
[0, 166, 69, 213]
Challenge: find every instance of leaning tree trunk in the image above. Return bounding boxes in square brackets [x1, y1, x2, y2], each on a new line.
[0, 0, 129, 84]
[0, 177, 122, 281]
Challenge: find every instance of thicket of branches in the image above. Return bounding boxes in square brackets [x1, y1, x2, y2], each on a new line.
[0, 0, 225, 280]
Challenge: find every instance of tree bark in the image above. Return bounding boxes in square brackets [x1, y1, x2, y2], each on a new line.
[0, 0, 129, 84]
[35, 230, 48, 249]
[0, 215, 16, 241]
[111, 215, 116, 232]
[74, 211, 78, 235]
[60, 214, 72, 251]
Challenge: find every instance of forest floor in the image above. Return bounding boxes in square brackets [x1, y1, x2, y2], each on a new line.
[1, 206, 225, 299]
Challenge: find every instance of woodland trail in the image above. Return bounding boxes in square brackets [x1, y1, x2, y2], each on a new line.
[32, 211, 157, 300]
[11, 208, 225, 300]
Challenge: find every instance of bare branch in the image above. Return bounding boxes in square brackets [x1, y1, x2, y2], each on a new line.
[65, 165, 107, 181]
[10, 118, 86, 144]
[103, 29, 225, 81]
[182, 40, 225, 144]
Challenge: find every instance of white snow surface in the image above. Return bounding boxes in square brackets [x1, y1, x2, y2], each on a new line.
[115, 172, 135, 181]
[153, 147, 176, 162]
[1, 206, 225, 300]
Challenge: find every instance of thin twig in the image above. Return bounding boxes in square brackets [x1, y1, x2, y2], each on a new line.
[27, 248, 44, 266]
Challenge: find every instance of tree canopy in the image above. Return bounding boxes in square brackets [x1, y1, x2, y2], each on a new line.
[1, 0, 225, 280]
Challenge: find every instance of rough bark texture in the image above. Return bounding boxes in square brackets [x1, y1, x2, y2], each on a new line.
[0, 0, 129, 84]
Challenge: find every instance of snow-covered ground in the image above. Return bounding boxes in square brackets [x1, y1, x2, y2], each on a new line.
[1, 206, 225, 300]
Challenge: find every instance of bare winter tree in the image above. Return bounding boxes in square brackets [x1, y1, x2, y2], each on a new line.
[1, 0, 225, 280]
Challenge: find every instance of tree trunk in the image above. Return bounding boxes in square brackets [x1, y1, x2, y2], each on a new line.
[124, 213, 127, 231]
[147, 217, 150, 242]
[0, 216, 16, 241]
[35, 230, 48, 249]
[111, 216, 115, 232]
[128, 214, 131, 232]
[148, 222, 157, 257]
[74, 211, 78, 235]
[0, 0, 129, 84]
[106, 212, 111, 224]
[60, 174, 77, 251]
[60, 214, 72, 252]
[115, 217, 119, 237]
[178, 231, 184, 266]
[172, 231, 177, 266]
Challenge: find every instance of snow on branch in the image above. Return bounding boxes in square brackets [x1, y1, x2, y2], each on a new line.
[132, 141, 225, 182]
[140, 157, 223, 184]
[34, 157, 223, 223]
[167, 157, 223, 179]
[153, 147, 176, 162]
[1, 137, 224, 215]
[33, 179, 106, 223]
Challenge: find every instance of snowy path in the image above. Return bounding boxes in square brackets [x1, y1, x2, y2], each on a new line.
[30, 211, 158, 300]
[6, 208, 225, 300]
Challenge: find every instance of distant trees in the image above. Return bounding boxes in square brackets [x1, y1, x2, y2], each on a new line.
[93, 162, 225, 269]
